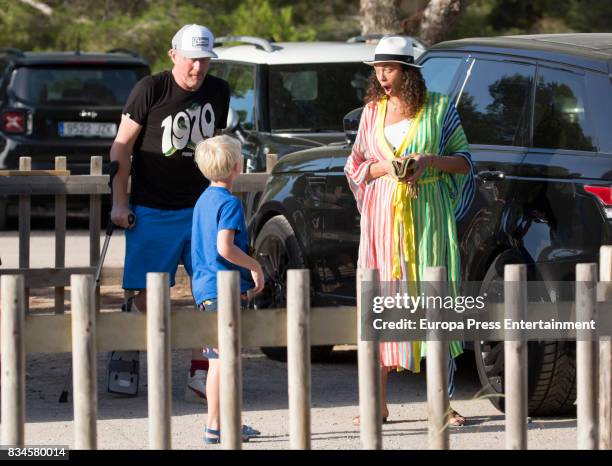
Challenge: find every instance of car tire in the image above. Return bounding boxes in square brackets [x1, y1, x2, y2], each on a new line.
[254, 215, 334, 363]
[474, 257, 577, 416]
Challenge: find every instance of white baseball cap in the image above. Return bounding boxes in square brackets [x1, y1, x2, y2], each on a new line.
[364, 35, 422, 68]
[171, 24, 218, 59]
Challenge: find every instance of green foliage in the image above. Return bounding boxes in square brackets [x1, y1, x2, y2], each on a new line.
[0, 0, 319, 71]
[451, 0, 612, 40]
[220, 0, 315, 42]
[2, 0, 612, 72]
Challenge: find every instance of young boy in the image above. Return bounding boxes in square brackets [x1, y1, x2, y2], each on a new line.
[192, 135, 264, 444]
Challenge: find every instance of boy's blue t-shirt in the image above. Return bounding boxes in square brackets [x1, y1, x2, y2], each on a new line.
[191, 186, 255, 304]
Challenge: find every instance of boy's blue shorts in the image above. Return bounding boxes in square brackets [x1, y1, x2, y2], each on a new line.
[198, 294, 250, 360]
[123, 205, 194, 290]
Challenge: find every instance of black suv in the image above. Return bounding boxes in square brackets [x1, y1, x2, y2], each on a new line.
[250, 34, 612, 415]
[0, 48, 150, 225]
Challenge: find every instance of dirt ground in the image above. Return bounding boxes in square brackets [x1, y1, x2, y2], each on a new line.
[3, 231, 579, 450]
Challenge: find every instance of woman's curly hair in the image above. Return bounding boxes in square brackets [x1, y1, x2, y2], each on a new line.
[363, 65, 426, 118]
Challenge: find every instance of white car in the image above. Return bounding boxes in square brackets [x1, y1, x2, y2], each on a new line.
[210, 35, 426, 173]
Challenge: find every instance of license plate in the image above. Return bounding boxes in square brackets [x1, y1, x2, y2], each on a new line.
[58, 121, 117, 138]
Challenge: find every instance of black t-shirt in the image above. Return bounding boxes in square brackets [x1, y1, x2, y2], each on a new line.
[123, 70, 230, 209]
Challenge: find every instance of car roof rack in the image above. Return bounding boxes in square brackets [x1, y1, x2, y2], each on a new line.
[347, 34, 428, 50]
[106, 48, 142, 58]
[214, 36, 274, 53]
[347, 34, 383, 43]
[0, 47, 26, 58]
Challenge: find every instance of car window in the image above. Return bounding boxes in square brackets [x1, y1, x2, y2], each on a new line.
[585, 71, 612, 153]
[268, 63, 371, 132]
[457, 59, 534, 146]
[533, 66, 596, 152]
[224, 64, 256, 131]
[420, 57, 463, 95]
[9, 66, 148, 106]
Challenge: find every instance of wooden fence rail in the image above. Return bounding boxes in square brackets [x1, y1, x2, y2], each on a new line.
[0, 155, 275, 314]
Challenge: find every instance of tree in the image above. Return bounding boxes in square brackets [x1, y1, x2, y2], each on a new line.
[360, 0, 467, 45]
[417, 0, 466, 45]
[360, 0, 402, 35]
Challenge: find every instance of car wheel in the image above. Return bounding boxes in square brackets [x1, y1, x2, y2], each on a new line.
[253, 215, 333, 362]
[474, 257, 577, 416]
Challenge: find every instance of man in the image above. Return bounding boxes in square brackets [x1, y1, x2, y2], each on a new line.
[109, 24, 230, 402]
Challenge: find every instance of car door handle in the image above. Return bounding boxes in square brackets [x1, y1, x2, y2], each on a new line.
[477, 170, 505, 181]
[307, 176, 326, 185]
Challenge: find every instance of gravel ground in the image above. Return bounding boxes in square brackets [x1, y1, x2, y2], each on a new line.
[20, 346, 578, 450]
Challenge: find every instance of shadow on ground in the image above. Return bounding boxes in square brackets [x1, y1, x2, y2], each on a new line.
[20, 347, 577, 432]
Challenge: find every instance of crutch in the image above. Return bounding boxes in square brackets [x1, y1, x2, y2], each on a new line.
[95, 161, 135, 284]
[59, 160, 134, 402]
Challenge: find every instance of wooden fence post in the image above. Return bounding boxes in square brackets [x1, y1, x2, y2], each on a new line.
[55, 156, 67, 314]
[18, 156, 31, 313]
[600, 246, 612, 449]
[576, 263, 598, 449]
[357, 268, 382, 450]
[147, 272, 172, 450]
[287, 269, 311, 449]
[89, 156, 102, 311]
[424, 266, 449, 450]
[1, 275, 26, 446]
[218, 271, 242, 449]
[504, 264, 528, 449]
[71, 274, 97, 449]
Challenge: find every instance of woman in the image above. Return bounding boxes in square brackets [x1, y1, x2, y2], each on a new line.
[345, 36, 475, 426]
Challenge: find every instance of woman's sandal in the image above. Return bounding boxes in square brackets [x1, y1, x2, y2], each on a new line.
[448, 408, 466, 427]
[204, 426, 221, 444]
[204, 425, 262, 444]
[352, 414, 389, 426]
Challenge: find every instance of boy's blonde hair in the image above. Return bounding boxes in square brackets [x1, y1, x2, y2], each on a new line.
[194, 135, 242, 181]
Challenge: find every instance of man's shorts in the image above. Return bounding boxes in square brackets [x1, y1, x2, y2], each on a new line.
[197, 293, 249, 360]
[123, 205, 193, 290]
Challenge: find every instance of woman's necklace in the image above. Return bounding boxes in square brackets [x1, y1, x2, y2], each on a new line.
[389, 98, 401, 113]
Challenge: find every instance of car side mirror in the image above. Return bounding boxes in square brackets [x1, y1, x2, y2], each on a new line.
[225, 107, 240, 132]
[343, 107, 363, 145]
[224, 107, 247, 144]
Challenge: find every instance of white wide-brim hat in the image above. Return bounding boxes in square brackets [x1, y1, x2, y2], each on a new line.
[364, 35, 422, 68]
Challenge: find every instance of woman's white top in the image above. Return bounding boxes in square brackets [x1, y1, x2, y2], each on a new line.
[384, 118, 411, 152]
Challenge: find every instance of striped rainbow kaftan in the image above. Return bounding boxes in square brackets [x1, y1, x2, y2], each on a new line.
[344, 92, 475, 372]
